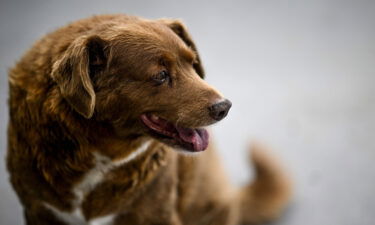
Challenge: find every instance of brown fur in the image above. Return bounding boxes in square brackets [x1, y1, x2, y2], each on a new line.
[7, 14, 291, 225]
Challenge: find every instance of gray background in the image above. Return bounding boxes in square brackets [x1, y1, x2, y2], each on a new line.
[1, 0, 374, 224]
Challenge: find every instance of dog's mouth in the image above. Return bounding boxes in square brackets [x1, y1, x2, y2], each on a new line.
[140, 114, 209, 152]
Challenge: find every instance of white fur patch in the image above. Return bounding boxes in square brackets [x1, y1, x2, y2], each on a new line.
[90, 214, 116, 225]
[44, 140, 151, 225]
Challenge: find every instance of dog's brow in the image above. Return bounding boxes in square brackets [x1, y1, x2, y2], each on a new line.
[180, 48, 196, 63]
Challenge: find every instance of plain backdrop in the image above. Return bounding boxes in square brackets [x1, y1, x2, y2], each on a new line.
[1, 0, 374, 224]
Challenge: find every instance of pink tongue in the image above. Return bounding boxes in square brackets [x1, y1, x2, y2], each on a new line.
[176, 127, 209, 151]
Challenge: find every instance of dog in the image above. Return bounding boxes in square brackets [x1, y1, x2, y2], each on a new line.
[7, 14, 291, 225]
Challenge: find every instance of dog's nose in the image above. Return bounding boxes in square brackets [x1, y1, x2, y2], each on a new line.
[208, 99, 232, 121]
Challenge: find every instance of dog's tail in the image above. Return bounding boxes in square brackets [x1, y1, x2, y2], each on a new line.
[238, 143, 292, 224]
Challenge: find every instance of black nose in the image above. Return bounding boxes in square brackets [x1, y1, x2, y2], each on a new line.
[208, 99, 232, 121]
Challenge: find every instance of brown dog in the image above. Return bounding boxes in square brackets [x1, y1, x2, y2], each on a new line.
[7, 14, 291, 225]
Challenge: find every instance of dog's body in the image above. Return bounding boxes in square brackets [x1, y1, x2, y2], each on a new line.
[7, 14, 291, 225]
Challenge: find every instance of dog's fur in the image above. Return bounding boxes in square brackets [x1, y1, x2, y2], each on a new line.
[7, 14, 291, 225]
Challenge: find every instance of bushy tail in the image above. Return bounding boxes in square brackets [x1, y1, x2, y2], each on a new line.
[238, 143, 292, 224]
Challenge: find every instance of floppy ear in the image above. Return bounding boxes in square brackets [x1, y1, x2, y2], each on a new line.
[51, 35, 107, 118]
[159, 19, 205, 78]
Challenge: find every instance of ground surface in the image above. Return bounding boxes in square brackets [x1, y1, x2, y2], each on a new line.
[1, 0, 374, 224]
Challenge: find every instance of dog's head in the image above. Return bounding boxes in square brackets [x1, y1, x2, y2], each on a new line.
[52, 17, 231, 152]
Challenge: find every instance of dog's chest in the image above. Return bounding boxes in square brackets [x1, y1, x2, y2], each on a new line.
[44, 141, 151, 225]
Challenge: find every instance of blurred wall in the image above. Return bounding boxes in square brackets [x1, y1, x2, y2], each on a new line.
[1, 0, 374, 224]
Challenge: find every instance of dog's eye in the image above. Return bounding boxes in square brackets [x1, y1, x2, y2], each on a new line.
[153, 70, 170, 85]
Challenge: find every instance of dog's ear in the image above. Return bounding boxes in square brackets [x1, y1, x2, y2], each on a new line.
[159, 19, 205, 78]
[51, 35, 108, 118]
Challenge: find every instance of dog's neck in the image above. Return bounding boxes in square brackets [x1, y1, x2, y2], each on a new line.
[43, 136, 171, 223]
[91, 134, 151, 159]
[39, 131, 168, 206]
